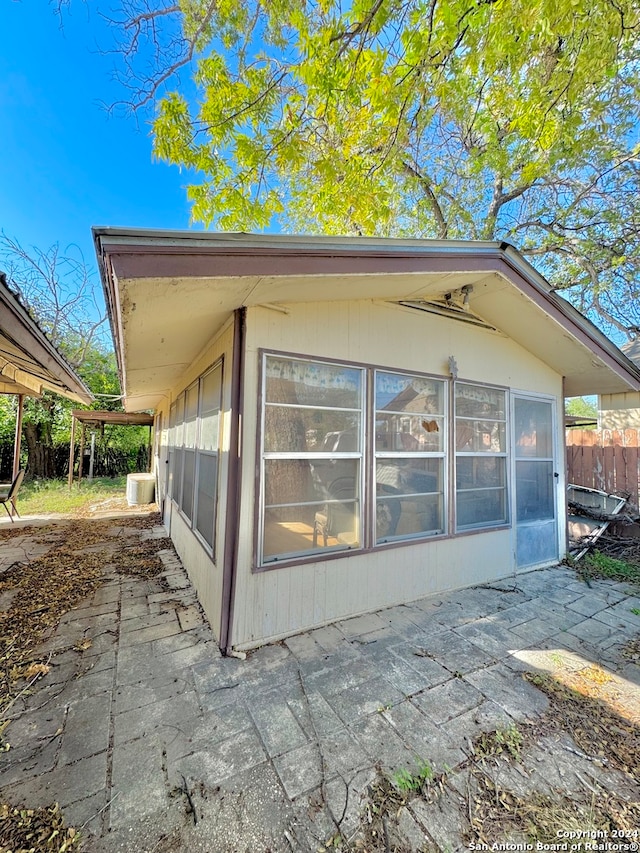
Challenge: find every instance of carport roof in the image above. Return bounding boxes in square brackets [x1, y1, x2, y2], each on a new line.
[93, 228, 640, 412]
[0, 273, 93, 404]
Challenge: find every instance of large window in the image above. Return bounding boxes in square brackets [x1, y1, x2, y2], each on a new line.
[258, 357, 519, 567]
[261, 355, 364, 563]
[182, 382, 198, 522]
[375, 371, 446, 542]
[455, 383, 508, 529]
[168, 360, 223, 552]
[195, 363, 222, 548]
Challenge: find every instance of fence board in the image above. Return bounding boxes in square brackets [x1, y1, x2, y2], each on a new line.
[566, 428, 640, 508]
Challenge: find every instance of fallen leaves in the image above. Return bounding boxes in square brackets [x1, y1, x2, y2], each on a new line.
[525, 672, 640, 777]
[0, 514, 166, 713]
[0, 802, 80, 853]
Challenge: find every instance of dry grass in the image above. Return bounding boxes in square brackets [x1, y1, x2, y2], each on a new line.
[464, 672, 640, 846]
[467, 772, 640, 846]
[524, 672, 639, 780]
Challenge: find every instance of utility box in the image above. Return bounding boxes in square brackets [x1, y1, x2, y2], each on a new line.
[126, 473, 155, 506]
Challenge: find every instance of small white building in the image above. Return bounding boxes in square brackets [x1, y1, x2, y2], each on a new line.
[94, 230, 640, 653]
[599, 338, 640, 429]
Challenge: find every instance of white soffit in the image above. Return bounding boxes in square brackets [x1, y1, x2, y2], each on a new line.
[96, 230, 640, 409]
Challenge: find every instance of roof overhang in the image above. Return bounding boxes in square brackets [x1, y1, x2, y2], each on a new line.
[0, 277, 93, 404]
[93, 228, 640, 412]
[71, 409, 153, 426]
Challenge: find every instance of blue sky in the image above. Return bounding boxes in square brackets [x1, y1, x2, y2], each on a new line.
[1, 3, 200, 277]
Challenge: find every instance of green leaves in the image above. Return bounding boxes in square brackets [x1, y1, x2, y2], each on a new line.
[140, 0, 640, 333]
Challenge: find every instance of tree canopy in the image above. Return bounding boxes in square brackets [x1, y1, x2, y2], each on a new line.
[0, 235, 146, 478]
[100, 0, 640, 338]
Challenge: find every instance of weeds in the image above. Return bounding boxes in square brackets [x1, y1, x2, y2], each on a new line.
[473, 723, 524, 762]
[392, 760, 434, 792]
[580, 551, 640, 584]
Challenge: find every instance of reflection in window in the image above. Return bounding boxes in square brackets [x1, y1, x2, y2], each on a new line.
[195, 362, 222, 548]
[455, 384, 508, 529]
[168, 361, 223, 552]
[515, 399, 553, 459]
[375, 371, 446, 543]
[261, 356, 364, 562]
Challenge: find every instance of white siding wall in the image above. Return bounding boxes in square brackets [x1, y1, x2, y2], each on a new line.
[599, 392, 640, 430]
[231, 299, 563, 649]
[161, 319, 235, 643]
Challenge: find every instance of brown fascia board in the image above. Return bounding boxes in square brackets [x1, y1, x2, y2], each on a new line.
[94, 243, 126, 393]
[0, 279, 93, 404]
[500, 244, 640, 391]
[92, 228, 640, 394]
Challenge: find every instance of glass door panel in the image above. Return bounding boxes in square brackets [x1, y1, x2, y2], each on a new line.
[514, 396, 558, 568]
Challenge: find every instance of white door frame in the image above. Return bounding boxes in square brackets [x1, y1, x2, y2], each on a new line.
[510, 391, 561, 570]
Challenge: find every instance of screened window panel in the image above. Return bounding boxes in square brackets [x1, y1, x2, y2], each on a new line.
[457, 488, 507, 528]
[376, 492, 443, 541]
[456, 458, 507, 527]
[376, 372, 444, 414]
[184, 384, 198, 449]
[263, 459, 361, 561]
[199, 411, 220, 452]
[168, 449, 174, 497]
[374, 371, 446, 544]
[199, 365, 222, 452]
[174, 394, 185, 449]
[265, 357, 362, 409]
[195, 453, 218, 548]
[455, 384, 506, 419]
[174, 448, 184, 504]
[515, 399, 554, 458]
[375, 414, 444, 452]
[265, 458, 359, 506]
[455, 384, 508, 530]
[376, 458, 442, 497]
[182, 449, 195, 520]
[264, 407, 360, 453]
[456, 419, 506, 452]
[261, 355, 364, 563]
[456, 457, 506, 490]
[376, 458, 444, 542]
[168, 402, 176, 448]
[516, 460, 554, 521]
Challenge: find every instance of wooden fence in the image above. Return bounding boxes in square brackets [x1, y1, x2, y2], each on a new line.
[566, 429, 640, 507]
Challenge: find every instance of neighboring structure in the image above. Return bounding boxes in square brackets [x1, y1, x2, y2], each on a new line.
[599, 338, 640, 429]
[94, 229, 640, 653]
[0, 272, 92, 478]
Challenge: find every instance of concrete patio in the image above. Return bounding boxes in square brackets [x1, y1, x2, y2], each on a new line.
[1, 514, 639, 852]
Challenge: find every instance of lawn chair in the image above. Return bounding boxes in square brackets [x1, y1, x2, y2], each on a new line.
[0, 469, 25, 521]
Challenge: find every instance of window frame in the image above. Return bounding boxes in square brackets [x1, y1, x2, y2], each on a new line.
[255, 351, 457, 570]
[193, 361, 223, 552]
[374, 369, 448, 544]
[454, 381, 510, 532]
[167, 358, 224, 556]
[258, 353, 366, 566]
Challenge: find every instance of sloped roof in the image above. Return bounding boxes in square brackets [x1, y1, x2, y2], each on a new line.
[93, 228, 640, 412]
[0, 273, 93, 404]
[622, 338, 640, 368]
